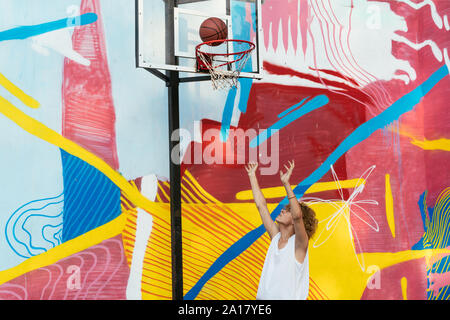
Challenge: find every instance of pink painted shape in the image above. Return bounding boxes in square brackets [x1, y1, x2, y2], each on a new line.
[300, 0, 311, 56]
[262, 0, 300, 52]
[0, 235, 129, 300]
[361, 259, 427, 300]
[62, 0, 119, 170]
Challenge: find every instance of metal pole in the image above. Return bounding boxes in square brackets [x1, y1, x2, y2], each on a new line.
[167, 71, 183, 300]
[166, 0, 183, 300]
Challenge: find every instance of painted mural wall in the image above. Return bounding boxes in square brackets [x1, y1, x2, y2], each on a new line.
[0, 0, 449, 300]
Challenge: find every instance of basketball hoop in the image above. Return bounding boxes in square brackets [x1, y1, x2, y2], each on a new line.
[196, 39, 256, 90]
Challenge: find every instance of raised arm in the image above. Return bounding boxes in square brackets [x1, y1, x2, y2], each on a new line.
[245, 162, 279, 239]
[280, 160, 309, 262]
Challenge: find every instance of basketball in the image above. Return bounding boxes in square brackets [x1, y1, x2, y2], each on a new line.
[199, 17, 228, 46]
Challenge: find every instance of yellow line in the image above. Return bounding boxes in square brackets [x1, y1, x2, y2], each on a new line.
[388, 125, 450, 152]
[0, 72, 40, 109]
[401, 277, 407, 300]
[0, 213, 126, 286]
[184, 170, 221, 203]
[155, 191, 163, 203]
[0, 94, 164, 216]
[385, 174, 395, 239]
[183, 173, 211, 203]
[410, 138, 450, 151]
[235, 178, 366, 200]
[158, 181, 170, 202]
[181, 179, 203, 204]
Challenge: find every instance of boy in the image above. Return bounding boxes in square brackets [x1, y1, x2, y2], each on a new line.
[245, 161, 318, 300]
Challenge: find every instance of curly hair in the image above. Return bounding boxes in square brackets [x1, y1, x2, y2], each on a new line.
[284, 201, 318, 239]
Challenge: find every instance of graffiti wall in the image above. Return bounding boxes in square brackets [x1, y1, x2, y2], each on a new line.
[0, 0, 449, 300]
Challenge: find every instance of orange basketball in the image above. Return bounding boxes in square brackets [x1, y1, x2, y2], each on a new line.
[199, 17, 228, 46]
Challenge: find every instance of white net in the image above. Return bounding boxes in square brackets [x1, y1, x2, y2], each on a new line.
[197, 41, 254, 90]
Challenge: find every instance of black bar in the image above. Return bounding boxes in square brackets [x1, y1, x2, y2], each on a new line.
[179, 75, 211, 83]
[167, 71, 183, 301]
[166, 0, 184, 301]
[144, 68, 170, 84]
[178, 0, 211, 4]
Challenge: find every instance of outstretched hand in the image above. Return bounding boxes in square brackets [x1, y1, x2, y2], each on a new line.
[245, 162, 259, 176]
[280, 160, 295, 185]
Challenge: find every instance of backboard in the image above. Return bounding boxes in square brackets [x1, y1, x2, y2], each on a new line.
[136, 0, 263, 80]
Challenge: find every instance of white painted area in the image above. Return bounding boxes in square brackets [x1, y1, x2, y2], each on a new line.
[101, 0, 169, 180]
[31, 28, 91, 66]
[126, 208, 153, 300]
[260, 0, 419, 87]
[126, 174, 157, 300]
[140, 174, 158, 201]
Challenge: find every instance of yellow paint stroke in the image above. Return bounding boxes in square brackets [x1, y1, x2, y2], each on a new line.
[401, 277, 407, 300]
[385, 174, 395, 239]
[121, 172, 450, 300]
[235, 178, 366, 200]
[184, 170, 222, 203]
[410, 138, 450, 151]
[0, 95, 164, 217]
[388, 125, 450, 151]
[307, 200, 450, 299]
[0, 212, 126, 286]
[0, 72, 40, 109]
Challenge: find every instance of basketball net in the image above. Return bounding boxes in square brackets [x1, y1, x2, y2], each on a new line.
[196, 40, 255, 90]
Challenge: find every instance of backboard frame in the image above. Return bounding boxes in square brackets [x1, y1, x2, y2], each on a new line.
[136, 0, 264, 80]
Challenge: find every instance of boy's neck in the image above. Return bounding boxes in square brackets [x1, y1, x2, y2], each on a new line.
[279, 224, 294, 241]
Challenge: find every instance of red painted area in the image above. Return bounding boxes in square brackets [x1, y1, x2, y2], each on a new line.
[0, 235, 129, 300]
[182, 81, 366, 204]
[361, 258, 427, 300]
[346, 1, 450, 253]
[62, 0, 119, 170]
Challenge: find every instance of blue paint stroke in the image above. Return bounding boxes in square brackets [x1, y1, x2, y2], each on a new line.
[418, 191, 428, 231]
[220, 87, 238, 142]
[220, 1, 254, 141]
[277, 97, 310, 118]
[249, 95, 329, 148]
[184, 64, 449, 300]
[60, 149, 121, 242]
[0, 13, 98, 42]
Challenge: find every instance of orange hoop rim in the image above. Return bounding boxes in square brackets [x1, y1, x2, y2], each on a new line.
[196, 39, 255, 70]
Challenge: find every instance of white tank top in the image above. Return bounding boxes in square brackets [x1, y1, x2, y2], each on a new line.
[256, 232, 309, 300]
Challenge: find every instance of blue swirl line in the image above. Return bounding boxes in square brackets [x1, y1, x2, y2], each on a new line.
[5, 193, 64, 258]
[41, 220, 64, 247]
[18, 200, 64, 255]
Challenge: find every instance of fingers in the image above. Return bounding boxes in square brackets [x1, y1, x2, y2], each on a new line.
[282, 160, 295, 171]
[288, 160, 295, 171]
[245, 162, 258, 173]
